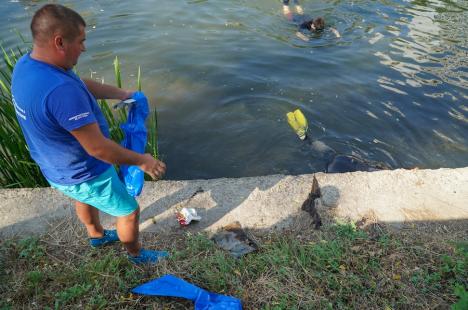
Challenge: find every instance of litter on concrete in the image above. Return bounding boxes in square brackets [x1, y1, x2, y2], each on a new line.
[176, 207, 201, 226]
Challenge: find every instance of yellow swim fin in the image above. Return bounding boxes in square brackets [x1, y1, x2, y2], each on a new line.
[286, 109, 308, 140]
[287, 112, 300, 132]
[294, 109, 308, 132]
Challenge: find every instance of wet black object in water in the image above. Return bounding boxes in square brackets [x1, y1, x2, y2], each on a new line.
[326, 154, 382, 173]
[307, 139, 388, 173]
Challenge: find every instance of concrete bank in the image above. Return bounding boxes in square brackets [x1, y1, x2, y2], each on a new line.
[1, 167, 467, 237]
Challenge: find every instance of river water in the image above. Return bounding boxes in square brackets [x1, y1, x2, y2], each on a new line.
[1, 0, 467, 179]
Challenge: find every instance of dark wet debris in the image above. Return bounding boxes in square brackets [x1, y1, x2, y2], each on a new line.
[301, 176, 322, 229]
[211, 222, 258, 258]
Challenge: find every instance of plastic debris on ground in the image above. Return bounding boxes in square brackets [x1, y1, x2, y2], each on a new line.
[132, 274, 242, 310]
[116, 92, 149, 197]
[174, 187, 205, 226]
[176, 207, 202, 226]
[210, 222, 258, 258]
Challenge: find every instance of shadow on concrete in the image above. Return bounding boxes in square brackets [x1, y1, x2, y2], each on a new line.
[0, 187, 76, 237]
[135, 177, 344, 236]
[0, 175, 286, 237]
[1, 167, 467, 241]
[0, 206, 75, 237]
[137, 175, 286, 233]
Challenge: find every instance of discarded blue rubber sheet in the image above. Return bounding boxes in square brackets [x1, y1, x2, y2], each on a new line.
[118, 91, 149, 197]
[132, 274, 242, 310]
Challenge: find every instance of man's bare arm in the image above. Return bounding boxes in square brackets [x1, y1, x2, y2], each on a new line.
[71, 123, 166, 180]
[330, 27, 341, 38]
[82, 78, 132, 101]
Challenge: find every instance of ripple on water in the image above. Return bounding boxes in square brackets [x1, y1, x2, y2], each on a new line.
[0, 0, 466, 178]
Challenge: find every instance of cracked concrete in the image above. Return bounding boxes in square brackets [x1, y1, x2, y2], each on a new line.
[1, 167, 467, 237]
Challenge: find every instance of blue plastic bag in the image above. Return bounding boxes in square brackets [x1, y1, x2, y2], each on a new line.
[132, 274, 242, 310]
[118, 91, 149, 197]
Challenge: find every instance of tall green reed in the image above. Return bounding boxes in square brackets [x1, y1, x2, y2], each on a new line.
[111, 57, 160, 177]
[0, 45, 46, 188]
[105, 56, 159, 160]
[0, 45, 160, 188]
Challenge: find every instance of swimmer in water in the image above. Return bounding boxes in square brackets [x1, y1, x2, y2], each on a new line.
[281, 0, 340, 41]
[297, 16, 341, 41]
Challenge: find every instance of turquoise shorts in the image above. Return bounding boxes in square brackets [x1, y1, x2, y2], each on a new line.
[48, 167, 138, 217]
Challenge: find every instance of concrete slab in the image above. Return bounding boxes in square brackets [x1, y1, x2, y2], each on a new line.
[1, 167, 467, 237]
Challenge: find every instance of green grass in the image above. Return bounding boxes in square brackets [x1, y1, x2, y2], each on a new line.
[0, 42, 160, 188]
[0, 222, 466, 309]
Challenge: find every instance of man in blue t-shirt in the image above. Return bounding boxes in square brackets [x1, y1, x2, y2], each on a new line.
[11, 4, 167, 264]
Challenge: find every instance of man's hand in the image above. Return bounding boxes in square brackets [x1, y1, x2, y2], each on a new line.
[330, 27, 341, 38]
[296, 31, 309, 41]
[138, 154, 166, 180]
[71, 123, 166, 180]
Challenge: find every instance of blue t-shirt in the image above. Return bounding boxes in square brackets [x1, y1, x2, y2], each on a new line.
[11, 53, 111, 185]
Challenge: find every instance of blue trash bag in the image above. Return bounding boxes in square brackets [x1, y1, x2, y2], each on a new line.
[132, 274, 242, 310]
[118, 91, 149, 197]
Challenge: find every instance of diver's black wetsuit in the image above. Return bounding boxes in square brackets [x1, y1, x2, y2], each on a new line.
[326, 155, 383, 173]
[290, 14, 318, 32]
[306, 138, 387, 173]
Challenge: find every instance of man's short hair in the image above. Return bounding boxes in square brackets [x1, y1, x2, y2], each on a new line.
[31, 4, 86, 44]
[313, 17, 325, 31]
[300, 17, 326, 32]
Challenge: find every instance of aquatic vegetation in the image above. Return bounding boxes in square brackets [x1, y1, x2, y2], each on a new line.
[0, 43, 159, 188]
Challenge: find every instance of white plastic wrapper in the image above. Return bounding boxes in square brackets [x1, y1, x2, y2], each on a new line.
[175, 208, 201, 226]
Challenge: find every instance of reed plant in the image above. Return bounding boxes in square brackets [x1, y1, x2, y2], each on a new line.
[0, 45, 46, 188]
[101, 56, 160, 179]
[0, 44, 160, 188]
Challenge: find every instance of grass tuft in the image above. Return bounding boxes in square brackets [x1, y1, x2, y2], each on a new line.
[4, 220, 463, 309]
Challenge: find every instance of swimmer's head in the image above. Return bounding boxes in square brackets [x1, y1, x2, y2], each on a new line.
[301, 17, 325, 32]
[313, 17, 325, 31]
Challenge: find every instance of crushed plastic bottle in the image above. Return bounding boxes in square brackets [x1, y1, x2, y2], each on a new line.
[175, 208, 201, 226]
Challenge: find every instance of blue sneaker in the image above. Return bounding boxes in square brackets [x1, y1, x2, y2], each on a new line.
[89, 229, 120, 247]
[128, 248, 169, 265]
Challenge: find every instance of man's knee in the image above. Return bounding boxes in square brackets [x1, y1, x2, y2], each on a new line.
[119, 206, 140, 222]
[75, 200, 91, 208]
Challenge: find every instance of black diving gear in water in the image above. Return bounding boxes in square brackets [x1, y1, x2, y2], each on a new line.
[306, 138, 388, 173]
[326, 154, 381, 173]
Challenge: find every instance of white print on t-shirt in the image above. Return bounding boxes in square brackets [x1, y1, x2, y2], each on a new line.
[13, 96, 26, 120]
[68, 112, 90, 121]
